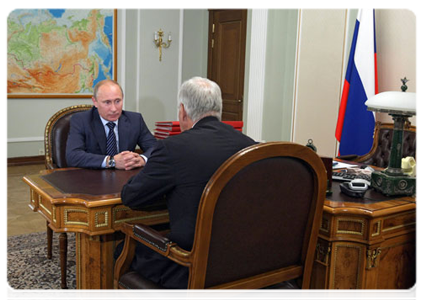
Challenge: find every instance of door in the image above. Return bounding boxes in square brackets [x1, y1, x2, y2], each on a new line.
[207, 10, 247, 121]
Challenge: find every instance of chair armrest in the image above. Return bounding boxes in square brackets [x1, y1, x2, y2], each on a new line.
[114, 223, 137, 288]
[120, 222, 192, 266]
[336, 154, 358, 161]
[133, 223, 173, 254]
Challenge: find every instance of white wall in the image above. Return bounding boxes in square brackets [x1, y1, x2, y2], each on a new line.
[375, 9, 416, 125]
[7, 98, 93, 157]
[137, 10, 181, 128]
[181, 10, 209, 82]
[292, 9, 346, 157]
[262, 9, 298, 143]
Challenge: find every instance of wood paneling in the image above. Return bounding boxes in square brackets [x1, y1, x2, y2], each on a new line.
[208, 10, 247, 121]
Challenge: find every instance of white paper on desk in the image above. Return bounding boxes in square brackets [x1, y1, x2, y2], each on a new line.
[333, 162, 359, 169]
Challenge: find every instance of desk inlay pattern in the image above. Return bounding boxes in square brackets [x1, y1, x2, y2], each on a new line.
[371, 221, 381, 237]
[95, 211, 109, 228]
[39, 202, 52, 216]
[113, 206, 169, 225]
[336, 218, 365, 236]
[332, 243, 364, 289]
[381, 211, 415, 233]
[64, 209, 89, 226]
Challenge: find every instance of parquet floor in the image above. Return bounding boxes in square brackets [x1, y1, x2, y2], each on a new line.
[7, 164, 46, 236]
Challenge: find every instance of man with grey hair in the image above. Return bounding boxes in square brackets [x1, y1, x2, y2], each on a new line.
[119, 76, 256, 288]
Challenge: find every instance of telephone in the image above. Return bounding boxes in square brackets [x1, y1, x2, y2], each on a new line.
[402, 156, 416, 177]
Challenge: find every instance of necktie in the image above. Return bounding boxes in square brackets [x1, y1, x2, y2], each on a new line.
[106, 122, 118, 157]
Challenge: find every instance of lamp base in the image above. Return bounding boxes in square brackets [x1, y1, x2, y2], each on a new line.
[371, 170, 415, 196]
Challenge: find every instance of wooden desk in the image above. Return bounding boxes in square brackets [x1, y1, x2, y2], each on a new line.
[311, 181, 416, 289]
[23, 168, 169, 289]
[24, 168, 415, 289]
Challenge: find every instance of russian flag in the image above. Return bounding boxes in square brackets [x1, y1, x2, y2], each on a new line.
[335, 9, 378, 156]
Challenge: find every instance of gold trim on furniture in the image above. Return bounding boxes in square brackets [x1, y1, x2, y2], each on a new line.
[382, 221, 416, 232]
[64, 209, 89, 226]
[52, 206, 57, 223]
[336, 218, 365, 236]
[113, 207, 168, 224]
[320, 216, 330, 233]
[114, 213, 169, 224]
[39, 202, 52, 216]
[366, 248, 382, 270]
[44, 104, 93, 169]
[382, 212, 416, 233]
[95, 211, 109, 228]
[30, 189, 36, 204]
[371, 221, 381, 237]
[315, 242, 331, 265]
[113, 207, 131, 218]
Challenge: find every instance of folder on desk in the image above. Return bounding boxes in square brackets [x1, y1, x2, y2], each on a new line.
[333, 161, 359, 169]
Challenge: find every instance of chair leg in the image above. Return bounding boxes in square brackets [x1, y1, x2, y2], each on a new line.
[59, 233, 68, 289]
[47, 222, 52, 259]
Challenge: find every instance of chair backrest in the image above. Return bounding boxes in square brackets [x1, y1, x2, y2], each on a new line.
[357, 121, 416, 168]
[44, 105, 92, 169]
[188, 142, 327, 289]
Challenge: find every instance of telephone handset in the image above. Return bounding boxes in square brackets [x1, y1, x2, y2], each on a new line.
[402, 156, 416, 176]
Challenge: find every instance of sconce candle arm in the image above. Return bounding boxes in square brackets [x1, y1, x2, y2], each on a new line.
[154, 29, 172, 61]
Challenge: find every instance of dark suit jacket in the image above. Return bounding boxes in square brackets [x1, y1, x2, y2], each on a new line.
[121, 116, 256, 288]
[66, 107, 157, 169]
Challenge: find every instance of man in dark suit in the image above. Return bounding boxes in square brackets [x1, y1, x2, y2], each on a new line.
[120, 77, 256, 288]
[66, 80, 157, 169]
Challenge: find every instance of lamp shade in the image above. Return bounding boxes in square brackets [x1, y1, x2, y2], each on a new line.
[365, 91, 416, 115]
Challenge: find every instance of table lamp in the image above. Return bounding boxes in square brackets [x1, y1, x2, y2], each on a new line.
[364, 78, 416, 196]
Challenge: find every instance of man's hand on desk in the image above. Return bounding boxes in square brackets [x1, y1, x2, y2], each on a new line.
[115, 151, 146, 170]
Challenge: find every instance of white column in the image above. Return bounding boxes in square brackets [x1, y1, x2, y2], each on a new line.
[118, 9, 126, 109]
[135, 9, 141, 113]
[246, 9, 268, 142]
[177, 9, 184, 119]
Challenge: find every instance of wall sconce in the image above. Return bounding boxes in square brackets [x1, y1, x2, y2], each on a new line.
[154, 29, 172, 62]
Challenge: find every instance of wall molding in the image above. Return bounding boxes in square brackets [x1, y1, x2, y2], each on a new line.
[246, 9, 268, 142]
[291, 9, 302, 143]
[8, 155, 44, 166]
[119, 9, 126, 110]
[8, 137, 44, 143]
[136, 9, 141, 114]
[177, 9, 184, 119]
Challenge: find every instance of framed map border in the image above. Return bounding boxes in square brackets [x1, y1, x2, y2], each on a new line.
[7, 9, 117, 99]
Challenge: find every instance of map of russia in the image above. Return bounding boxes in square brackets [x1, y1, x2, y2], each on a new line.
[7, 9, 115, 95]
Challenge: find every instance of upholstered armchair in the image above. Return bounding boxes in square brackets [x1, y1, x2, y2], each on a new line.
[114, 142, 327, 289]
[44, 104, 92, 288]
[338, 121, 416, 168]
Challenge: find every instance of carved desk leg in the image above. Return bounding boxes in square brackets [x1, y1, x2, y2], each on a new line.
[76, 233, 116, 289]
[59, 233, 68, 289]
[416, 241, 420, 300]
[47, 222, 53, 259]
[311, 239, 331, 288]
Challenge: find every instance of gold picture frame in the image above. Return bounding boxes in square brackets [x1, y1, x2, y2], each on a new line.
[7, 9, 117, 98]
